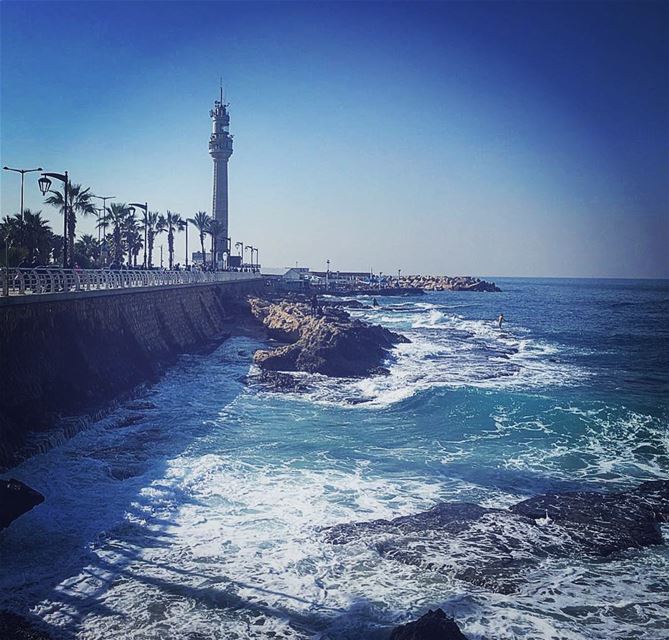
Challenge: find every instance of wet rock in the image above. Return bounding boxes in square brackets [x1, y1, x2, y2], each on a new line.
[324, 481, 669, 594]
[250, 298, 409, 377]
[0, 479, 44, 530]
[0, 611, 53, 639]
[390, 609, 469, 640]
[245, 371, 312, 393]
[324, 503, 497, 544]
[509, 487, 665, 555]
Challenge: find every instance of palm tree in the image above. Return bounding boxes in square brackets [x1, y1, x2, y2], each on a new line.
[44, 183, 96, 266]
[164, 210, 185, 269]
[189, 211, 211, 267]
[141, 211, 163, 269]
[73, 233, 101, 268]
[123, 211, 144, 266]
[1, 209, 53, 265]
[98, 203, 130, 265]
[207, 219, 223, 270]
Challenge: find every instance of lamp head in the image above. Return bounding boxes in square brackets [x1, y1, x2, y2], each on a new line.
[38, 175, 52, 195]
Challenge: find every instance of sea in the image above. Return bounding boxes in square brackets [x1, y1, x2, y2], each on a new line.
[1, 278, 668, 640]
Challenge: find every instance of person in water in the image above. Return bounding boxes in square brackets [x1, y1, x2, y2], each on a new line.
[497, 313, 505, 329]
[372, 297, 380, 307]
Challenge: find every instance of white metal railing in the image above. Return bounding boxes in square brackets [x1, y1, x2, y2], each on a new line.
[0, 267, 262, 297]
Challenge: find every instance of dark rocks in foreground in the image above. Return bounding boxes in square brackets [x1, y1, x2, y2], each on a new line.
[0, 611, 53, 640]
[250, 298, 409, 377]
[0, 479, 44, 530]
[390, 609, 469, 640]
[325, 480, 669, 594]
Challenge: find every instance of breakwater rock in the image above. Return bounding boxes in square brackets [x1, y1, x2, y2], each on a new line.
[0, 479, 44, 530]
[324, 480, 669, 594]
[390, 609, 469, 640]
[398, 276, 501, 292]
[250, 298, 410, 377]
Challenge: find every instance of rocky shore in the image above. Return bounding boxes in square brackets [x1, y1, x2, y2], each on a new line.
[249, 297, 409, 378]
[325, 480, 669, 595]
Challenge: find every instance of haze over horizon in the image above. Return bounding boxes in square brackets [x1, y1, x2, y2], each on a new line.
[2, 1, 668, 278]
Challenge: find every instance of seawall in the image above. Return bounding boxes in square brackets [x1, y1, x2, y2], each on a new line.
[0, 279, 264, 470]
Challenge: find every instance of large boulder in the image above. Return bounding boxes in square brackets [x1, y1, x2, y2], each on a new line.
[0, 479, 44, 530]
[250, 299, 409, 378]
[390, 609, 469, 640]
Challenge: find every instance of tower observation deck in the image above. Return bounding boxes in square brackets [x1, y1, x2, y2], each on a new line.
[209, 92, 233, 264]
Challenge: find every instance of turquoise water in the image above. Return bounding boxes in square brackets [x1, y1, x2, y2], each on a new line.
[1, 278, 668, 639]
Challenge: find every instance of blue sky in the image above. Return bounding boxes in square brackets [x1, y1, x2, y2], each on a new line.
[2, 0, 668, 277]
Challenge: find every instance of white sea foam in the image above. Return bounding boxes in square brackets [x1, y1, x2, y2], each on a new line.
[1, 324, 666, 640]
[277, 300, 588, 409]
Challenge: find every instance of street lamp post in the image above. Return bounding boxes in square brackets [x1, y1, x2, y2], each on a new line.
[92, 195, 115, 266]
[38, 171, 69, 267]
[3, 166, 43, 220]
[185, 219, 189, 268]
[128, 202, 148, 268]
[326, 259, 330, 291]
[245, 245, 254, 270]
[3, 234, 11, 296]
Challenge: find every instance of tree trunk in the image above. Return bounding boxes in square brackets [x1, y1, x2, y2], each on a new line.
[168, 230, 174, 269]
[67, 210, 76, 268]
[148, 232, 154, 268]
[200, 233, 206, 268]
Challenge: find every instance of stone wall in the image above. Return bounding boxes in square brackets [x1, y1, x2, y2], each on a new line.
[0, 280, 262, 470]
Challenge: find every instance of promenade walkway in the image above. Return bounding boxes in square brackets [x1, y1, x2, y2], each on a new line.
[1, 267, 262, 301]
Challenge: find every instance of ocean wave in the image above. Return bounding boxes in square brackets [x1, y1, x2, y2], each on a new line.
[280, 301, 588, 409]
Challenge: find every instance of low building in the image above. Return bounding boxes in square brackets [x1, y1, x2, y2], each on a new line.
[262, 267, 311, 291]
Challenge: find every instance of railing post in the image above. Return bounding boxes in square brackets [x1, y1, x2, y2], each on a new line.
[17, 269, 26, 294]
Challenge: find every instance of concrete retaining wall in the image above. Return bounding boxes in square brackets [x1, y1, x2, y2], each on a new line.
[0, 279, 264, 470]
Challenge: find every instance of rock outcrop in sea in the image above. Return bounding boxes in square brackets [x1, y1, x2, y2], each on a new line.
[249, 298, 409, 377]
[0, 479, 44, 531]
[390, 609, 469, 640]
[324, 480, 669, 594]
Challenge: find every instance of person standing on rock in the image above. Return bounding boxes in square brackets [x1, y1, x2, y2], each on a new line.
[311, 294, 319, 314]
[497, 313, 505, 329]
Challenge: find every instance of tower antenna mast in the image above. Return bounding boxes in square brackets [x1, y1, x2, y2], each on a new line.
[220, 77, 223, 104]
